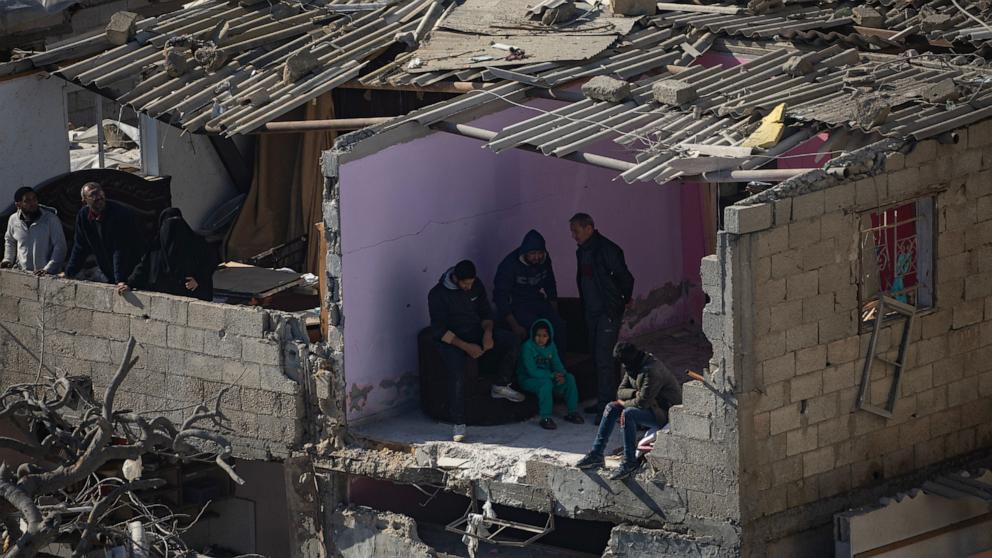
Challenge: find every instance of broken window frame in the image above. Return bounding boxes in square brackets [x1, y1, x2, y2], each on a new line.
[445, 481, 556, 548]
[856, 196, 936, 332]
[856, 294, 916, 418]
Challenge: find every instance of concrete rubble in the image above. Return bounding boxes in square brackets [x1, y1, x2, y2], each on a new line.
[582, 76, 632, 103]
[330, 505, 436, 558]
[105, 11, 139, 45]
[653, 80, 697, 106]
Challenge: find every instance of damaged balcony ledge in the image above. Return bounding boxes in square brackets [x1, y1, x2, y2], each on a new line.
[308, 423, 739, 545]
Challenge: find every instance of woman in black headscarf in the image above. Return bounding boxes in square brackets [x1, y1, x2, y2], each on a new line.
[118, 208, 215, 301]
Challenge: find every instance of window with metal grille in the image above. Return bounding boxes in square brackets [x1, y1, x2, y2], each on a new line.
[858, 197, 935, 323]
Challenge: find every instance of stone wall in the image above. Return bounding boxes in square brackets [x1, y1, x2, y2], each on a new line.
[724, 126, 992, 555]
[0, 270, 310, 460]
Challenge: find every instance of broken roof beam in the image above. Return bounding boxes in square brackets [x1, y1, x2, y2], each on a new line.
[687, 168, 824, 182]
[430, 121, 636, 172]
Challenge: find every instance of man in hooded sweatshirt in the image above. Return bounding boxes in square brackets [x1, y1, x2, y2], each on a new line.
[428, 259, 525, 442]
[576, 342, 682, 480]
[493, 229, 566, 353]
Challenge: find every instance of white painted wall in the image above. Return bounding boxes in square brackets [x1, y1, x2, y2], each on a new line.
[154, 122, 239, 231]
[0, 74, 70, 206]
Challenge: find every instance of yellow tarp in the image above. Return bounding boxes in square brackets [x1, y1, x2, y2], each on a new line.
[742, 103, 787, 149]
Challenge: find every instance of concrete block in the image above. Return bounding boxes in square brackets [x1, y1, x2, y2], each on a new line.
[74, 334, 111, 363]
[851, 5, 884, 28]
[774, 198, 792, 226]
[947, 376, 979, 407]
[724, 203, 773, 234]
[763, 351, 796, 384]
[243, 338, 282, 366]
[952, 305, 983, 329]
[55, 307, 95, 334]
[786, 323, 819, 352]
[669, 407, 712, 440]
[826, 337, 859, 366]
[260, 369, 300, 395]
[16, 299, 41, 324]
[225, 306, 269, 337]
[965, 273, 992, 301]
[754, 330, 787, 361]
[670, 462, 713, 492]
[771, 250, 802, 279]
[770, 403, 801, 435]
[791, 191, 825, 221]
[39, 278, 76, 306]
[75, 282, 114, 312]
[788, 219, 821, 249]
[818, 312, 854, 344]
[796, 345, 827, 375]
[608, 0, 656, 16]
[187, 300, 227, 332]
[91, 311, 130, 341]
[681, 381, 718, 416]
[790, 371, 822, 402]
[786, 270, 819, 300]
[581, 76, 632, 103]
[754, 381, 788, 414]
[786, 478, 819, 508]
[203, 330, 243, 359]
[1, 271, 39, 300]
[802, 293, 835, 324]
[148, 294, 187, 324]
[105, 11, 139, 45]
[802, 446, 835, 477]
[130, 317, 167, 346]
[652, 79, 697, 106]
[786, 426, 817, 456]
[700, 255, 720, 288]
[113, 290, 151, 317]
[223, 361, 261, 388]
[755, 226, 788, 257]
[185, 353, 225, 382]
[166, 324, 206, 352]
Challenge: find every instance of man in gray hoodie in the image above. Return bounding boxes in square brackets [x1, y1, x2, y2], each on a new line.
[2, 187, 66, 275]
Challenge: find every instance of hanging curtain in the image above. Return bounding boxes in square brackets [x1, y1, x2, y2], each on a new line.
[225, 94, 336, 275]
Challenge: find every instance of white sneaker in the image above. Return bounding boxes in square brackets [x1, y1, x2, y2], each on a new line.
[453, 424, 466, 442]
[491, 384, 525, 403]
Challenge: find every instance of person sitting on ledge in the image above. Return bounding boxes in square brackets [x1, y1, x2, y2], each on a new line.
[428, 259, 525, 443]
[575, 342, 682, 480]
[517, 319, 584, 430]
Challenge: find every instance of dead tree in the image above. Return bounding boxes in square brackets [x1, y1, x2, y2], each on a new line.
[0, 336, 245, 558]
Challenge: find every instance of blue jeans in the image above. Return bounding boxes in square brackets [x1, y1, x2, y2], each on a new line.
[591, 402, 659, 466]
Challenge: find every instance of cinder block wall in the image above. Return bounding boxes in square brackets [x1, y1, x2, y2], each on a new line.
[726, 129, 992, 555]
[0, 270, 309, 460]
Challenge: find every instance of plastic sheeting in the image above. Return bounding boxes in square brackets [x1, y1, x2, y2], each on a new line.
[0, 0, 78, 13]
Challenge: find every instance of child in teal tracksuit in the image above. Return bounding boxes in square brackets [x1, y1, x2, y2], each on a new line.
[517, 319, 584, 429]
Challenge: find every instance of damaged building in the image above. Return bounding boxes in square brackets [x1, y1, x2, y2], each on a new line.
[1, 0, 992, 556]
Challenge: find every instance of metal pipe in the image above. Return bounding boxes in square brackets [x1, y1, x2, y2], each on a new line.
[257, 117, 394, 133]
[693, 169, 823, 182]
[429, 121, 636, 172]
[95, 93, 105, 169]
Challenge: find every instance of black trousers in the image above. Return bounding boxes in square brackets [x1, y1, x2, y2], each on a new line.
[437, 329, 519, 424]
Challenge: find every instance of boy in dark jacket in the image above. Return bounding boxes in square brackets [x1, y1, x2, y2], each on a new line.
[493, 230, 566, 354]
[64, 182, 141, 284]
[576, 342, 682, 480]
[517, 319, 584, 430]
[428, 260, 525, 442]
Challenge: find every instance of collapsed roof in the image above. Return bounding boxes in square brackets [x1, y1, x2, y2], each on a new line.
[4, 0, 992, 182]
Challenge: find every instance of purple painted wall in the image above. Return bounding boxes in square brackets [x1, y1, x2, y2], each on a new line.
[339, 107, 711, 420]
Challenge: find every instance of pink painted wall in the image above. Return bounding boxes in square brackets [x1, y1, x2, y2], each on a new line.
[338, 107, 710, 420]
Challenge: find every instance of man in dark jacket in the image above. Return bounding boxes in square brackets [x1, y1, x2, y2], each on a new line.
[428, 260, 525, 442]
[64, 182, 141, 284]
[569, 213, 635, 414]
[493, 229, 566, 353]
[576, 342, 682, 480]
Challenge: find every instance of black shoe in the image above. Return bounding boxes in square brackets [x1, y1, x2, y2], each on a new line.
[540, 417, 558, 430]
[575, 452, 605, 470]
[563, 412, 585, 424]
[584, 404, 602, 414]
[609, 461, 640, 481]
